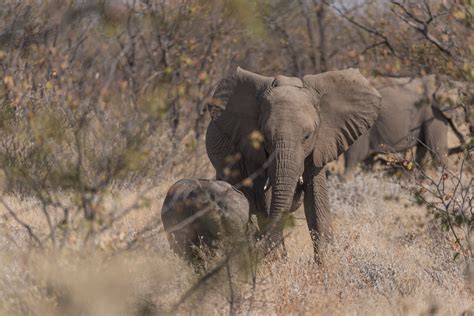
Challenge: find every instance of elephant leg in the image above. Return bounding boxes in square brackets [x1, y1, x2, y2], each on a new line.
[415, 142, 428, 166]
[303, 160, 333, 264]
[344, 133, 369, 177]
[424, 110, 448, 166]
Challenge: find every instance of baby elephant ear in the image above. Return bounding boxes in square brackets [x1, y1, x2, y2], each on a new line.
[303, 69, 382, 167]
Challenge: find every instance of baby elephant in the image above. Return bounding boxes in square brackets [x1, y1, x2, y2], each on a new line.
[161, 179, 251, 262]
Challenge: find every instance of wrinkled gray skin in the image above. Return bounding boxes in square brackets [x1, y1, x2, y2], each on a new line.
[344, 76, 465, 174]
[205, 67, 382, 260]
[161, 179, 250, 262]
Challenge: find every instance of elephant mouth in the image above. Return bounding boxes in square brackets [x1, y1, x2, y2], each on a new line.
[262, 147, 304, 192]
[263, 176, 304, 192]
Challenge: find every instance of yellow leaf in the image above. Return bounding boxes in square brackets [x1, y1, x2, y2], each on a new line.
[198, 71, 208, 81]
[249, 130, 264, 149]
[3, 75, 13, 89]
[394, 59, 401, 71]
[242, 178, 253, 187]
[224, 153, 241, 163]
[119, 80, 128, 91]
[223, 167, 232, 176]
[180, 56, 193, 66]
[164, 67, 173, 75]
[209, 97, 224, 106]
[177, 84, 186, 96]
[453, 10, 466, 20]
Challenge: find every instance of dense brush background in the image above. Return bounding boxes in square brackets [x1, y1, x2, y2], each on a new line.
[0, 0, 472, 315]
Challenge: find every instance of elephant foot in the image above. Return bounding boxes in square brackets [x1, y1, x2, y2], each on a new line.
[341, 169, 356, 182]
[310, 231, 333, 265]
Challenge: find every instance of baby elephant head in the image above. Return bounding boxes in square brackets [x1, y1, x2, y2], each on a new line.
[161, 179, 252, 266]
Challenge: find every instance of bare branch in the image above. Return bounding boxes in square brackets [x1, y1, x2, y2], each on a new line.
[326, 0, 399, 57]
[390, 1, 453, 57]
[0, 198, 43, 248]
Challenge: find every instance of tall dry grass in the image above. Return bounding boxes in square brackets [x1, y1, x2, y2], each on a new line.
[1, 171, 472, 315]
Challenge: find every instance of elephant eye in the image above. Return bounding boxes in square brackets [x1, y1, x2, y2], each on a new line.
[304, 133, 311, 141]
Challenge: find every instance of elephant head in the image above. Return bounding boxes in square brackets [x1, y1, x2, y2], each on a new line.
[207, 67, 382, 247]
[412, 75, 474, 145]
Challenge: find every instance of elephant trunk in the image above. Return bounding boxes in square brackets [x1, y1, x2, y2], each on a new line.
[266, 141, 302, 246]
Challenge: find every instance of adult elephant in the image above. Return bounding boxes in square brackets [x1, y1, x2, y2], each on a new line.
[205, 67, 382, 261]
[344, 75, 466, 174]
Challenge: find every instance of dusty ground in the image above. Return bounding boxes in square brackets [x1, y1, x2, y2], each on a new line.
[0, 167, 472, 315]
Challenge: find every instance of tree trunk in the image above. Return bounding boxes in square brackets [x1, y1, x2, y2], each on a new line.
[316, 1, 327, 72]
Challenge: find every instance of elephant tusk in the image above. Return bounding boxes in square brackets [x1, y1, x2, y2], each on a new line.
[298, 176, 304, 185]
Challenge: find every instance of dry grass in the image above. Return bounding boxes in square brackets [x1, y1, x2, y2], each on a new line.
[1, 165, 472, 315]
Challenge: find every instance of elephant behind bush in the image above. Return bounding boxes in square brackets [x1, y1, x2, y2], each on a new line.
[161, 179, 252, 264]
[344, 75, 469, 174]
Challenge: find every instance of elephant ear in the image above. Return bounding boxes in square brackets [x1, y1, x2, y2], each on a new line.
[208, 67, 273, 143]
[303, 69, 382, 167]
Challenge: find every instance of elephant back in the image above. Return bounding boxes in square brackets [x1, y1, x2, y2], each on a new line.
[273, 75, 303, 87]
